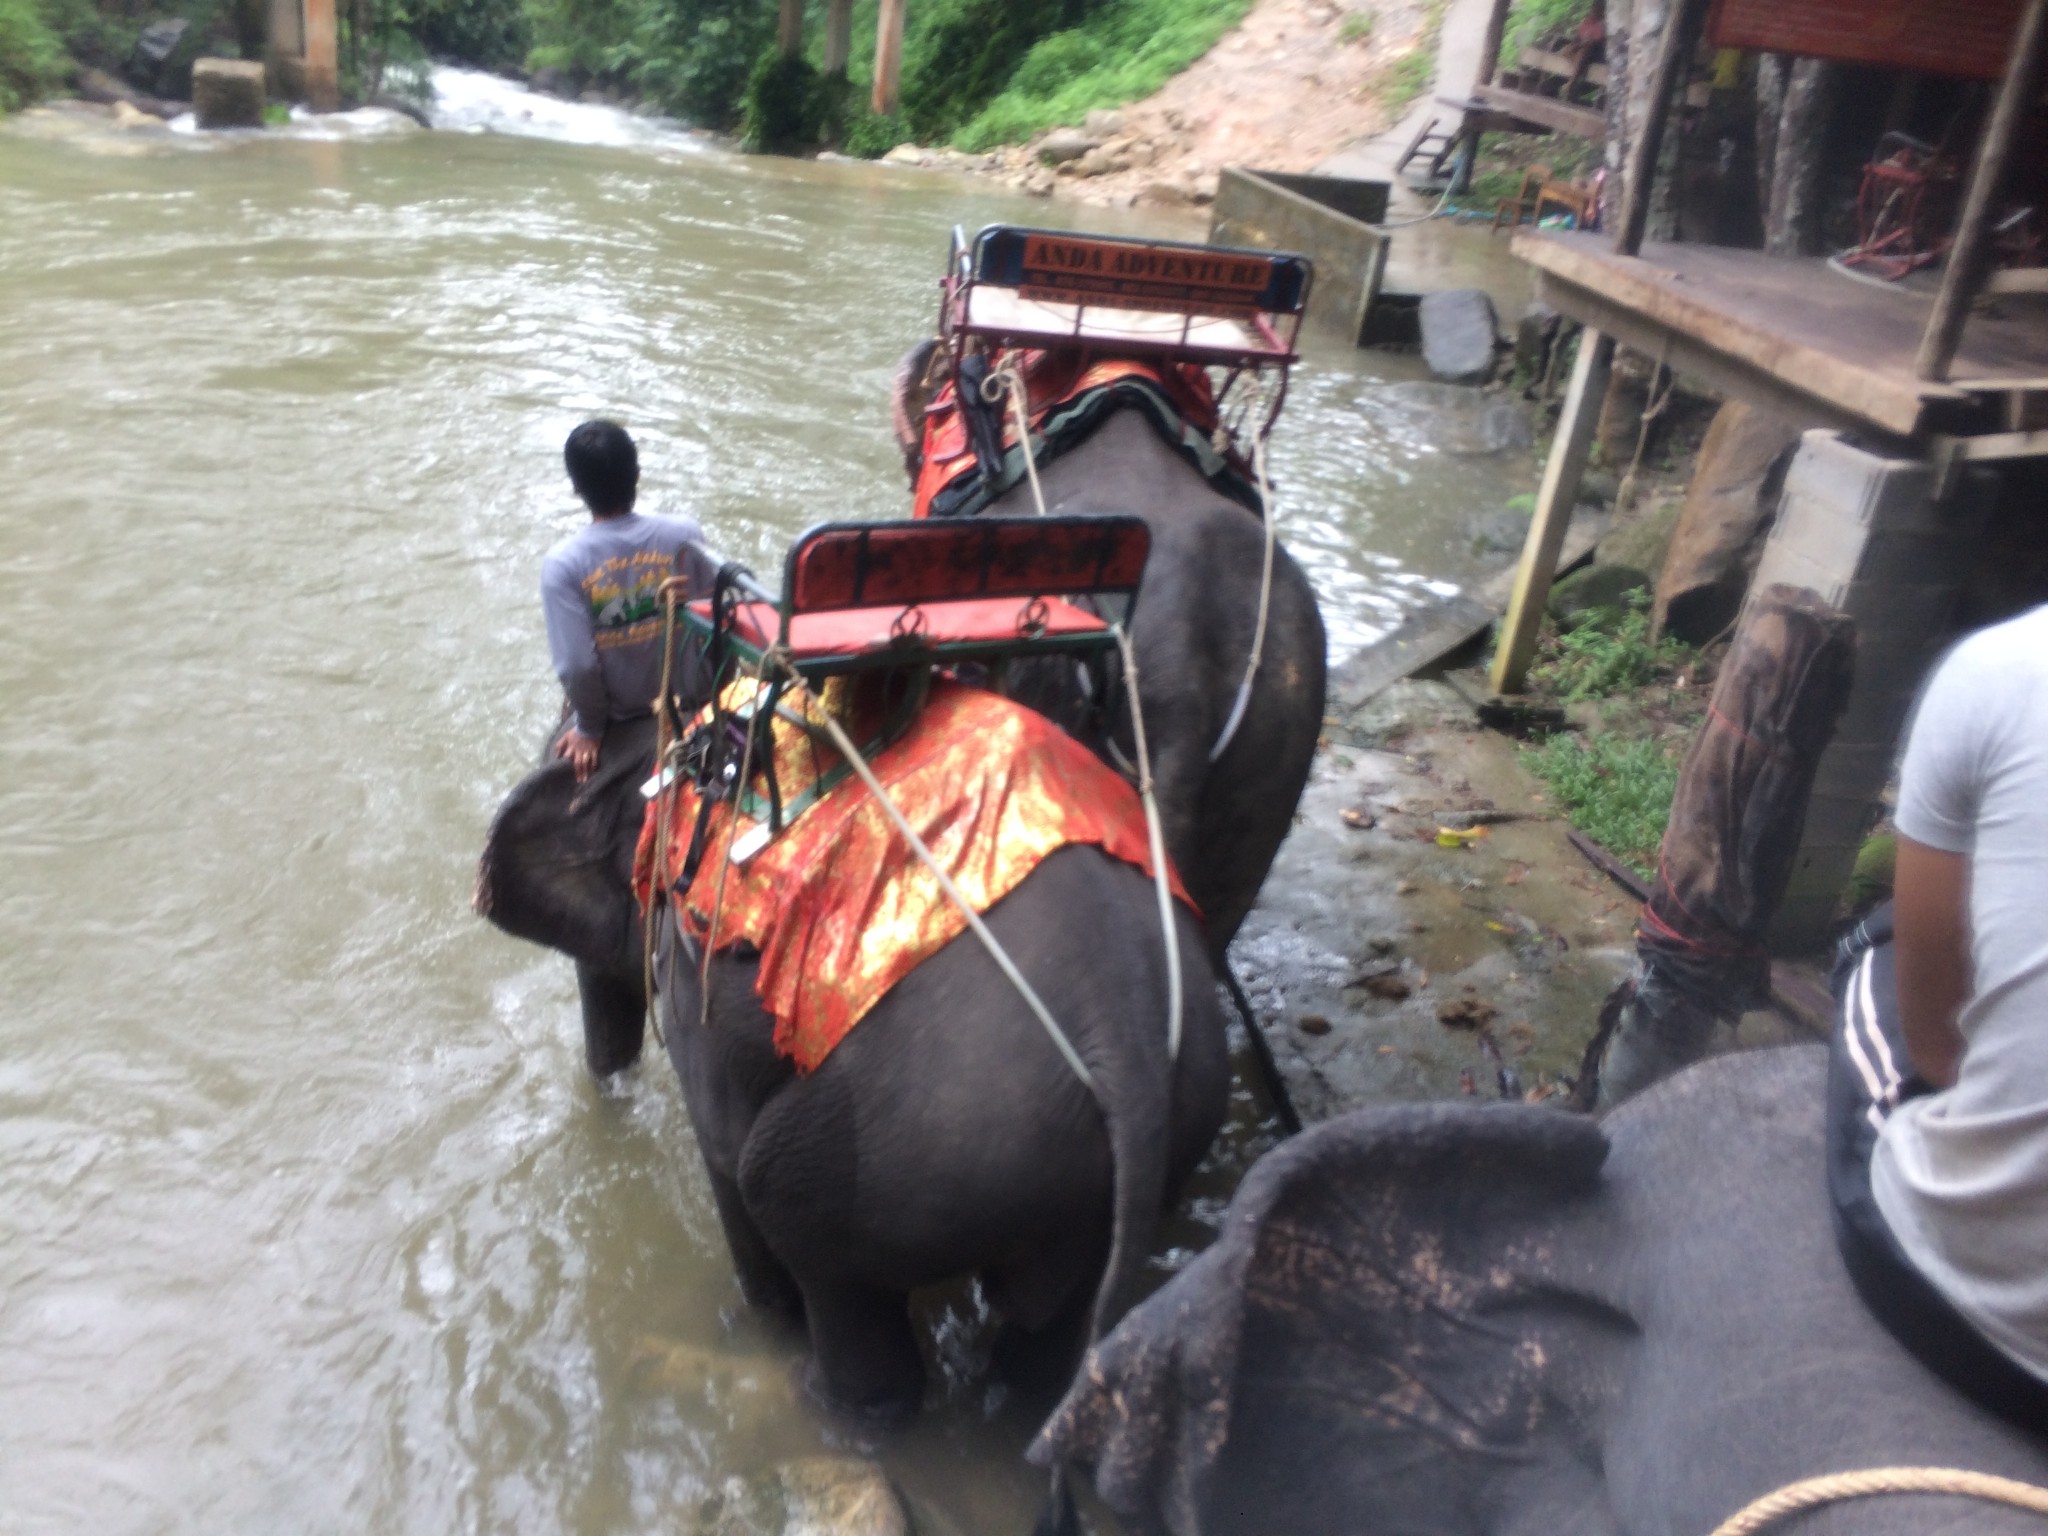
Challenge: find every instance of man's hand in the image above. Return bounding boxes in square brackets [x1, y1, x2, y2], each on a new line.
[555, 726, 601, 784]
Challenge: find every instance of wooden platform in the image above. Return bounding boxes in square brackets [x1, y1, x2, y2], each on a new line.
[1514, 231, 2048, 439]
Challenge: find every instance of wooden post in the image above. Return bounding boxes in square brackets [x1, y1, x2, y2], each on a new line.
[823, 0, 852, 76]
[777, 0, 804, 58]
[1488, 0, 1709, 694]
[1489, 331, 1617, 694]
[1477, 0, 1513, 88]
[1914, 0, 2048, 382]
[872, 0, 906, 115]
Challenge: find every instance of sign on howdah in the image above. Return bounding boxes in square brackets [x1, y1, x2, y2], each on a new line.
[1015, 234, 1279, 314]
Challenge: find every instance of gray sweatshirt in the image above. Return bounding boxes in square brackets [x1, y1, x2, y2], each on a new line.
[541, 512, 717, 737]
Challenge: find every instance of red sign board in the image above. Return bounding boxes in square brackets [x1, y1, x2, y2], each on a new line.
[1707, 0, 2023, 80]
[1015, 234, 1277, 314]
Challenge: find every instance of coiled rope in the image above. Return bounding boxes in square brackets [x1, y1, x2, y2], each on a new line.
[1708, 1467, 2048, 1536]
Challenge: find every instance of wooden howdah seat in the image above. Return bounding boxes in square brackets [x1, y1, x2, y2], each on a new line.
[945, 224, 1312, 369]
[683, 514, 1151, 685]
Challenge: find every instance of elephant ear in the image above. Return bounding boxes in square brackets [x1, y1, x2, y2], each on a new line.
[1033, 1103, 1625, 1536]
[474, 716, 658, 969]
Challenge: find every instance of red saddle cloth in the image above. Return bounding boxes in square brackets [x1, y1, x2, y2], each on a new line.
[635, 680, 1193, 1073]
[912, 350, 1232, 520]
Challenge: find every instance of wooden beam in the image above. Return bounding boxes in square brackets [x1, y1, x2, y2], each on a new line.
[1986, 268, 2048, 296]
[1472, 82, 1605, 139]
[1613, 0, 1712, 256]
[1490, 330, 1616, 694]
[872, 0, 906, 115]
[1477, 0, 1513, 87]
[777, 0, 804, 57]
[822, 0, 852, 76]
[1916, 0, 2048, 381]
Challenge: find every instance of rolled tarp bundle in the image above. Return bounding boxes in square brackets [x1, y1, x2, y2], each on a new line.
[1587, 584, 1857, 1106]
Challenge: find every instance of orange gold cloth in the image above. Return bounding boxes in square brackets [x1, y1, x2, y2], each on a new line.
[634, 678, 1193, 1073]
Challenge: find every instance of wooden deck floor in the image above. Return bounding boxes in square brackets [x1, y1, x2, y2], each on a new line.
[1514, 231, 2048, 439]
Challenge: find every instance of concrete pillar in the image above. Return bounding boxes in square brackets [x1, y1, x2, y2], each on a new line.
[1750, 431, 1995, 950]
[266, 0, 304, 99]
[303, 0, 338, 110]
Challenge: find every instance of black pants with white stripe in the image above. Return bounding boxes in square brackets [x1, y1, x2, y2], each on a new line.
[1827, 903, 2048, 1425]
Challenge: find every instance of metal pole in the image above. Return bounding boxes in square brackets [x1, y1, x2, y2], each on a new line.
[1914, 0, 2048, 382]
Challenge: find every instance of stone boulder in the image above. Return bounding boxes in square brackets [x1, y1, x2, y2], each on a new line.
[1599, 496, 1683, 582]
[1548, 562, 1653, 628]
[192, 58, 265, 129]
[1653, 400, 1801, 644]
[1036, 126, 1101, 165]
[692, 1457, 910, 1536]
[1084, 107, 1127, 135]
[1418, 288, 1500, 385]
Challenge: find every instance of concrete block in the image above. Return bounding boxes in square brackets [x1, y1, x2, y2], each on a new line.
[193, 58, 266, 128]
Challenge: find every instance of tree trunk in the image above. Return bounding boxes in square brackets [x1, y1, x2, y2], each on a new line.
[777, 0, 804, 58]
[1764, 58, 1837, 256]
[823, 0, 852, 76]
[872, 0, 906, 115]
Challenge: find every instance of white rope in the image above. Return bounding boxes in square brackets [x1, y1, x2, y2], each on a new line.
[771, 655, 1099, 1091]
[1210, 428, 1278, 763]
[1114, 623, 1182, 1063]
[985, 362, 1048, 517]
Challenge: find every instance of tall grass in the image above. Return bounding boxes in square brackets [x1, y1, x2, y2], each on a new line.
[0, 0, 66, 111]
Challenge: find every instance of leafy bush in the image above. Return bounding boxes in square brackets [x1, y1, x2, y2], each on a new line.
[839, 103, 902, 156]
[1529, 591, 1689, 702]
[1337, 7, 1372, 43]
[950, 0, 1247, 151]
[1521, 731, 1679, 876]
[523, 0, 639, 83]
[897, 0, 1086, 145]
[0, 0, 66, 111]
[739, 43, 816, 150]
[413, 0, 529, 67]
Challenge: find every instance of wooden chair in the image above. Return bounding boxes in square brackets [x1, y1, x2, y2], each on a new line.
[1492, 165, 1550, 233]
[1536, 178, 1598, 230]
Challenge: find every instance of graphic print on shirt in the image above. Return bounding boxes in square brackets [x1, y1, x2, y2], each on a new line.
[582, 549, 675, 652]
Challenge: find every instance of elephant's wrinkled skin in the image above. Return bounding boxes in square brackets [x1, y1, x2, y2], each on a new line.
[894, 363, 1327, 958]
[1035, 1046, 2048, 1534]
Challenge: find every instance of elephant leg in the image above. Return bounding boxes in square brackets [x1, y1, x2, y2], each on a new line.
[795, 1279, 925, 1425]
[705, 1167, 805, 1324]
[574, 960, 645, 1078]
[988, 1275, 1095, 1397]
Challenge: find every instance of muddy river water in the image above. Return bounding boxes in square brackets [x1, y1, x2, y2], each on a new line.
[0, 74, 1535, 1533]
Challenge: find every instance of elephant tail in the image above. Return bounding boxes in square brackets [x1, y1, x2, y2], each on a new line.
[1084, 1037, 1174, 1348]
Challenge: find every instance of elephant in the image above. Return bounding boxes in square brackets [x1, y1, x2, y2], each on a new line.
[892, 349, 1328, 959]
[479, 694, 1233, 1420]
[653, 842, 1228, 1421]
[1033, 1045, 2048, 1534]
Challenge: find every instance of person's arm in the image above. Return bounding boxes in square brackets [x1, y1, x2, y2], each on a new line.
[1892, 834, 1971, 1089]
[541, 556, 609, 782]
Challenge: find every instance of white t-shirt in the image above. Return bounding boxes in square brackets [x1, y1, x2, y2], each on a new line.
[1874, 601, 2048, 1384]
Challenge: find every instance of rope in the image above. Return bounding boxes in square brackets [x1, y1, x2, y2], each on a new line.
[1209, 428, 1278, 764]
[767, 651, 1099, 1092]
[984, 361, 1047, 517]
[638, 575, 700, 1050]
[1113, 622, 1182, 1064]
[1708, 1468, 2048, 1536]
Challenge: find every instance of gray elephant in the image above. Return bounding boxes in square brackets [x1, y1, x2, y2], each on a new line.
[655, 843, 1227, 1422]
[892, 347, 1327, 958]
[1033, 1046, 2048, 1533]
[479, 706, 1231, 1421]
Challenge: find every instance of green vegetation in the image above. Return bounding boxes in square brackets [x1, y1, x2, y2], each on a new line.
[1499, 0, 1590, 70]
[1336, 6, 1372, 43]
[1360, 0, 1440, 115]
[1528, 591, 1690, 702]
[1518, 588, 1697, 875]
[948, 0, 1249, 152]
[1521, 732, 1681, 876]
[0, 0, 65, 112]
